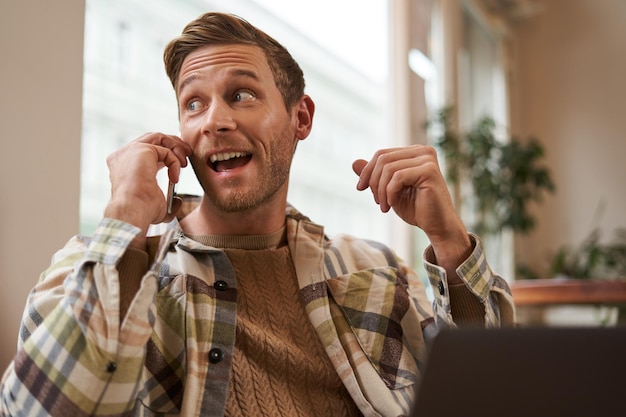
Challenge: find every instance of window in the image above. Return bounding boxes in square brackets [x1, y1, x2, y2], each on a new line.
[424, 0, 513, 278]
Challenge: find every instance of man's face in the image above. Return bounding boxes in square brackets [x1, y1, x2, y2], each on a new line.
[176, 44, 303, 213]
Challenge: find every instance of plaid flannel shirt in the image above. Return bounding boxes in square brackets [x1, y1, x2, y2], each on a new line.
[1, 206, 515, 417]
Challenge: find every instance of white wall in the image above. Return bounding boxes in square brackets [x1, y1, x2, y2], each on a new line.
[511, 0, 626, 277]
[0, 1, 85, 370]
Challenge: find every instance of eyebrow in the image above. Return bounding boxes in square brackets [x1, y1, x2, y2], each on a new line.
[177, 68, 261, 96]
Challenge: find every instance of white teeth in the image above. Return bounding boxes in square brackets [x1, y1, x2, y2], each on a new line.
[210, 152, 247, 163]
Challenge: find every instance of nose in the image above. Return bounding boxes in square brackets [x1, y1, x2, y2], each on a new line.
[202, 100, 236, 134]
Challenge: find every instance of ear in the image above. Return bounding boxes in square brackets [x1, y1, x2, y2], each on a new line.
[293, 95, 315, 141]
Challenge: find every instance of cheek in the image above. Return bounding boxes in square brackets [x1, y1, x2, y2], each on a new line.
[179, 118, 200, 150]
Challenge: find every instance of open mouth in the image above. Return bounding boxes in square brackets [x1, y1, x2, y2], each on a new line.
[209, 151, 252, 172]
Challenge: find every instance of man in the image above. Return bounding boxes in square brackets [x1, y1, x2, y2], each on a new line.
[1, 12, 515, 417]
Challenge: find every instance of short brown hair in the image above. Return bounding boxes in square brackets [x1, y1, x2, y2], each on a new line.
[164, 12, 305, 110]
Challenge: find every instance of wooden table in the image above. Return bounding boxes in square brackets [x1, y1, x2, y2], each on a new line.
[511, 279, 626, 306]
[510, 279, 626, 326]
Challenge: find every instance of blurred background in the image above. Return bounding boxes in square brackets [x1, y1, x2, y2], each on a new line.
[2, 0, 625, 369]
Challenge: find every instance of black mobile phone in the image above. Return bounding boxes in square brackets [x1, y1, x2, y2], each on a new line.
[166, 182, 176, 214]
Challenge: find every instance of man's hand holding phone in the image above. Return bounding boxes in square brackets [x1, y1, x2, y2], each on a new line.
[104, 132, 191, 249]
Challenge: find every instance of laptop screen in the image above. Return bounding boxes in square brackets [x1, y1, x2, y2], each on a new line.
[411, 326, 626, 417]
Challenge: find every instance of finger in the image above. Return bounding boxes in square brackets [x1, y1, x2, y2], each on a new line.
[352, 159, 368, 177]
[355, 147, 419, 206]
[353, 158, 376, 203]
[380, 154, 433, 207]
[368, 149, 404, 208]
[354, 150, 393, 206]
[136, 133, 191, 167]
[151, 144, 185, 183]
[353, 158, 380, 208]
[385, 164, 425, 208]
[354, 159, 373, 192]
[379, 159, 408, 212]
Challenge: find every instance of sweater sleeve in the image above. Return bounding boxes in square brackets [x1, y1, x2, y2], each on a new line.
[448, 283, 487, 325]
[0, 219, 168, 417]
[117, 247, 150, 323]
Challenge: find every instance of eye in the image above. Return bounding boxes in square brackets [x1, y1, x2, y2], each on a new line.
[187, 99, 205, 112]
[234, 90, 255, 102]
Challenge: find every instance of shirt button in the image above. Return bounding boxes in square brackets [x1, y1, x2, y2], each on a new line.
[106, 361, 117, 373]
[208, 348, 224, 364]
[214, 280, 228, 291]
[438, 281, 445, 295]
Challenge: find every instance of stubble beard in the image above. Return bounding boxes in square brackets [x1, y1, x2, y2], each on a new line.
[193, 150, 292, 214]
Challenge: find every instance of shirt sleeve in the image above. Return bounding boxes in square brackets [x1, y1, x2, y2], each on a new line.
[0, 218, 168, 417]
[422, 233, 517, 327]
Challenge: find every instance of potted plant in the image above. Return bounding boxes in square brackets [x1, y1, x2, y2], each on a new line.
[549, 227, 626, 280]
[425, 106, 555, 237]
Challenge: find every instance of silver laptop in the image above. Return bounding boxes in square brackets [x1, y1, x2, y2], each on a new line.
[411, 326, 626, 416]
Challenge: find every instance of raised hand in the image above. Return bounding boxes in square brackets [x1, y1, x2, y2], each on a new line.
[353, 145, 471, 278]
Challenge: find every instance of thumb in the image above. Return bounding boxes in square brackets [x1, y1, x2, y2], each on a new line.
[352, 159, 368, 176]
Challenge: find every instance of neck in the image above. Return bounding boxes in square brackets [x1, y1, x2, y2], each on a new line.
[180, 195, 287, 236]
